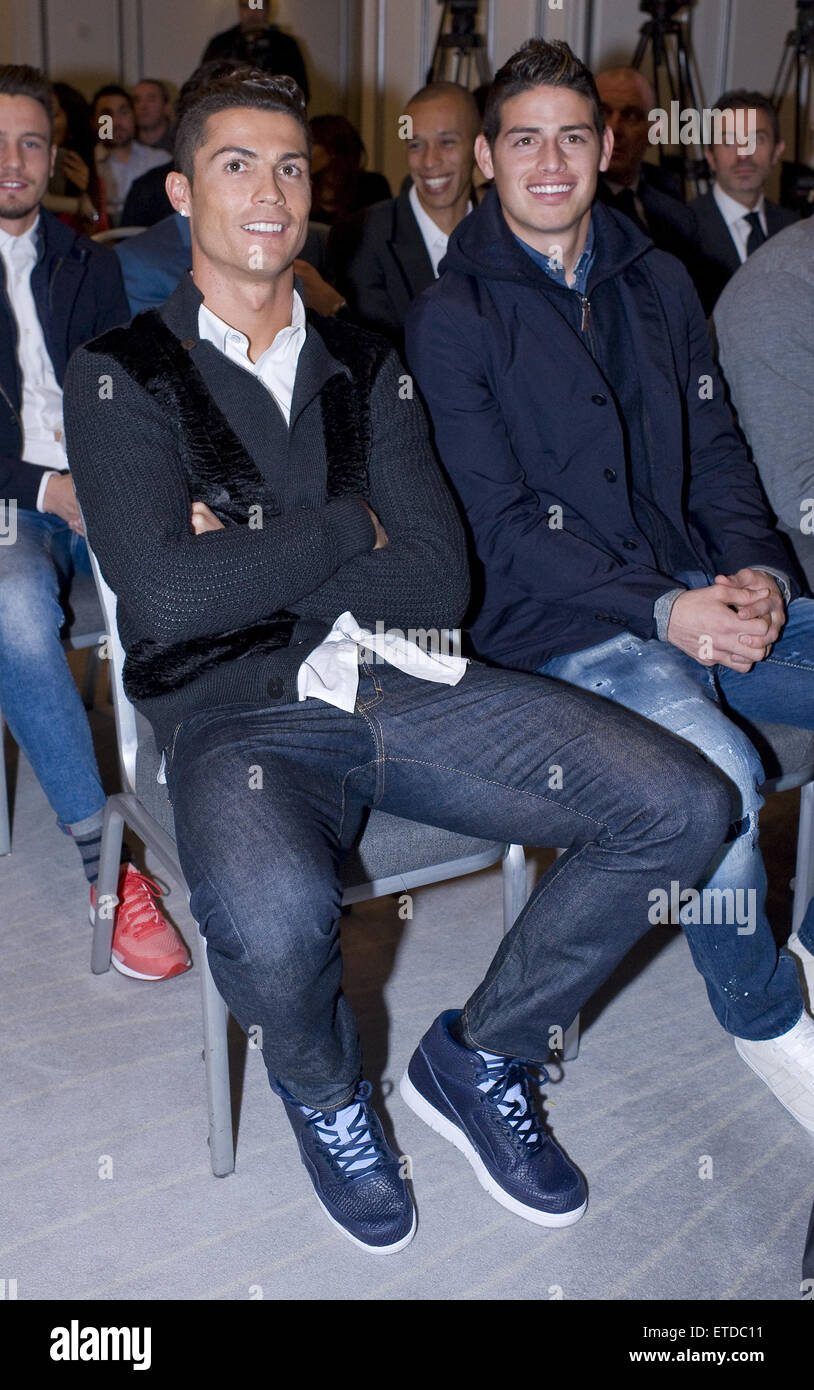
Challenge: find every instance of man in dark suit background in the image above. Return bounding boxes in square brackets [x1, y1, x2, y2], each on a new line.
[691, 89, 797, 313]
[201, 0, 309, 103]
[594, 66, 700, 282]
[327, 81, 480, 346]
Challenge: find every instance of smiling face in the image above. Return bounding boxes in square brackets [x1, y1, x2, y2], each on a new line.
[166, 105, 311, 285]
[704, 106, 783, 206]
[476, 85, 612, 256]
[405, 92, 478, 218]
[0, 94, 54, 234]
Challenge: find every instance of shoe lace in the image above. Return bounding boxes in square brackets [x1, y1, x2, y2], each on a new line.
[303, 1081, 388, 1177]
[116, 868, 166, 941]
[475, 1054, 547, 1153]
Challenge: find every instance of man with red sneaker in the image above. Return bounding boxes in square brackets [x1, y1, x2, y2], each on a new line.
[0, 64, 189, 980]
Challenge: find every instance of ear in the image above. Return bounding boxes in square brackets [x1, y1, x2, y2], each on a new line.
[474, 131, 494, 182]
[772, 138, 785, 165]
[599, 125, 614, 174]
[49, 143, 57, 179]
[165, 169, 192, 219]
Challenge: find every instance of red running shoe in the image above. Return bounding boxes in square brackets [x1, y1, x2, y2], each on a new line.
[90, 863, 191, 980]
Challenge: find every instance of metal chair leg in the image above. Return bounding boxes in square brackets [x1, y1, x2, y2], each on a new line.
[0, 712, 10, 856]
[200, 945, 235, 1176]
[81, 642, 103, 710]
[792, 781, 814, 936]
[562, 1013, 581, 1061]
[501, 842, 527, 934]
[91, 797, 125, 974]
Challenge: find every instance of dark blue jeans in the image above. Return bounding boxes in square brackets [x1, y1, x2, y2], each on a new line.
[165, 659, 730, 1109]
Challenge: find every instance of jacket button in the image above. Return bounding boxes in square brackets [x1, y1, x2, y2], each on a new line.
[604, 467, 616, 482]
[266, 678, 284, 698]
[591, 393, 607, 405]
[623, 539, 639, 550]
[180, 337, 197, 350]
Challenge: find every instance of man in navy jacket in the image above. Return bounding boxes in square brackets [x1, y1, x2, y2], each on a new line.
[0, 64, 188, 981]
[407, 39, 814, 1135]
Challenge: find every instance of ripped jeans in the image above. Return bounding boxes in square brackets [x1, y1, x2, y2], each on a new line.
[540, 593, 814, 1040]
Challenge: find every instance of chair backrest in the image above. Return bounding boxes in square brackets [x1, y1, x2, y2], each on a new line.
[83, 538, 140, 797]
[91, 226, 146, 244]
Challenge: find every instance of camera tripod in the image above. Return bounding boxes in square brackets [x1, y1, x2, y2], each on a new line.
[428, 1, 491, 88]
[771, 1, 814, 213]
[631, 1, 707, 197]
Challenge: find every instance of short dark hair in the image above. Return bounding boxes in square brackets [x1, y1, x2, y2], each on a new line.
[0, 64, 54, 138]
[711, 89, 780, 146]
[93, 83, 134, 112]
[483, 39, 605, 148]
[174, 68, 310, 181]
[136, 77, 170, 102]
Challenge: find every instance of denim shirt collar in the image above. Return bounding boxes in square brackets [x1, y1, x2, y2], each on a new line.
[513, 216, 596, 296]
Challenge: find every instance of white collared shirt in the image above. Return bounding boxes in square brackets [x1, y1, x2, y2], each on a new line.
[197, 289, 307, 425]
[712, 183, 767, 264]
[0, 215, 69, 511]
[408, 182, 472, 278]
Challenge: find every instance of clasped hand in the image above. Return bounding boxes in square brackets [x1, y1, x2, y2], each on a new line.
[666, 569, 786, 672]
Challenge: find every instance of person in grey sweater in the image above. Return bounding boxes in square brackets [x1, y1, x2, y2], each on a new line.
[63, 69, 731, 1257]
[715, 217, 814, 590]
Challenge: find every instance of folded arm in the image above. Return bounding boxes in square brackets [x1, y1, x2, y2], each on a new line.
[62, 345, 375, 643]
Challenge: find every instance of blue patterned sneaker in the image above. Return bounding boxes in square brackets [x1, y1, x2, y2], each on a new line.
[275, 1078, 416, 1253]
[400, 1011, 587, 1227]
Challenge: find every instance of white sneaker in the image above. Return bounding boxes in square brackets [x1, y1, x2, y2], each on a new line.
[734, 1014, 814, 1134]
[786, 934, 814, 1013]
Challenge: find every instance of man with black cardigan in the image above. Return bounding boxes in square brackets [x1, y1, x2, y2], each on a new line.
[64, 70, 730, 1255]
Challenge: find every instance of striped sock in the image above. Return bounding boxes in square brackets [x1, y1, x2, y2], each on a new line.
[71, 825, 132, 886]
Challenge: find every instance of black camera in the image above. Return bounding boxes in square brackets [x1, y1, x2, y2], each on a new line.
[639, 1, 689, 19]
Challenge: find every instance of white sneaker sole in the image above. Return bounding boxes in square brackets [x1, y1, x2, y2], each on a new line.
[313, 1192, 417, 1254]
[399, 1069, 587, 1227]
[734, 1038, 814, 1135]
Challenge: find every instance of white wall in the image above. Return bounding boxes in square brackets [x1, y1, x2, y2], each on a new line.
[0, 0, 359, 117]
[0, 0, 805, 195]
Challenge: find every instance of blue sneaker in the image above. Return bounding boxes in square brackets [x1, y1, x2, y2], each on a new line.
[275, 1078, 416, 1253]
[400, 1011, 587, 1227]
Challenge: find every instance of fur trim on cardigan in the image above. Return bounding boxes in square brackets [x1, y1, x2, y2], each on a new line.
[85, 309, 389, 701]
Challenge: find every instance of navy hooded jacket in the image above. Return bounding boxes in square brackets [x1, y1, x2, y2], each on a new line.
[0, 209, 129, 511]
[405, 189, 798, 673]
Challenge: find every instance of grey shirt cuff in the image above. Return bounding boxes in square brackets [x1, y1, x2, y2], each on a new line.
[654, 586, 687, 642]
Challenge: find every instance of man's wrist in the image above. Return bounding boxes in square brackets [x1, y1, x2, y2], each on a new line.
[655, 586, 687, 641]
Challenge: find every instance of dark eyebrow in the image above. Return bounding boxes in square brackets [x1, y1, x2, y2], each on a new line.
[503, 123, 593, 136]
[209, 145, 308, 163]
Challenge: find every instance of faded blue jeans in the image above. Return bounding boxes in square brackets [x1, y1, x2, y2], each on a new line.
[0, 509, 105, 834]
[540, 594, 814, 1041]
[164, 658, 730, 1108]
